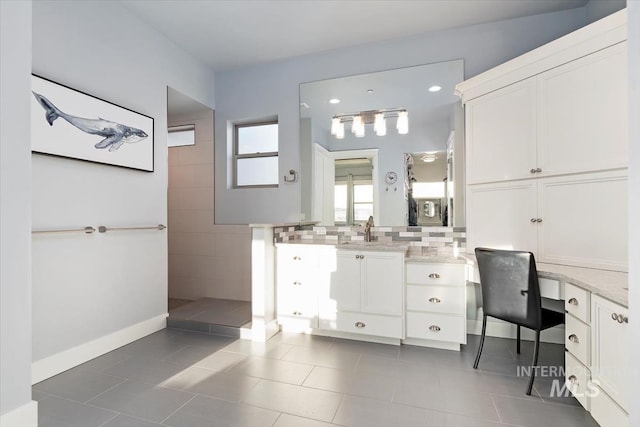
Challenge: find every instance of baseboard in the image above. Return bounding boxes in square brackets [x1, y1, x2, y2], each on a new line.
[467, 319, 565, 344]
[250, 319, 279, 342]
[0, 400, 37, 427]
[32, 314, 167, 384]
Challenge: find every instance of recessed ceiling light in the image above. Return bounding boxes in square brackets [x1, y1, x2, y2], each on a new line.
[329, 98, 340, 104]
[428, 85, 442, 92]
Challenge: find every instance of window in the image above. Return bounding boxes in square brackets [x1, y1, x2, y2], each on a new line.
[168, 124, 195, 147]
[334, 178, 373, 225]
[235, 121, 278, 187]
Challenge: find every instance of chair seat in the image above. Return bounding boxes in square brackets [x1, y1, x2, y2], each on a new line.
[541, 308, 565, 330]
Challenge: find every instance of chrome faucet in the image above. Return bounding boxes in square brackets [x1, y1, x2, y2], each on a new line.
[364, 216, 374, 242]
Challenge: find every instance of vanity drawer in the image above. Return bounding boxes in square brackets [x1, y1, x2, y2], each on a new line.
[334, 311, 402, 339]
[565, 351, 591, 410]
[406, 285, 465, 315]
[565, 283, 590, 323]
[277, 312, 318, 330]
[406, 263, 465, 285]
[406, 312, 465, 343]
[565, 313, 590, 365]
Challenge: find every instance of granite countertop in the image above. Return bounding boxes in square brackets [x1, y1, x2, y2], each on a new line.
[460, 253, 629, 308]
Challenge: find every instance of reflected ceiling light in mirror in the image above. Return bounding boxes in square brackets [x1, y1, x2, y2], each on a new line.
[329, 98, 341, 104]
[397, 110, 409, 135]
[374, 113, 386, 136]
[420, 152, 437, 162]
[428, 85, 442, 92]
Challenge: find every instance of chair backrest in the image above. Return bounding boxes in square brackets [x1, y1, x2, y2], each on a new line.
[475, 247, 542, 330]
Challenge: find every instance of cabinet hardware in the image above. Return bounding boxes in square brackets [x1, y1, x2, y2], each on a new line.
[568, 298, 579, 306]
[530, 218, 537, 223]
[613, 313, 628, 324]
[530, 168, 537, 173]
[429, 297, 441, 304]
[429, 325, 441, 332]
[428, 273, 440, 279]
[355, 321, 366, 328]
[293, 256, 301, 261]
[568, 375, 579, 386]
[293, 311, 302, 316]
[293, 281, 302, 286]
[568, 334, 580, 343]
[535, 168, 542, 173]
[536, 218, 543, 223]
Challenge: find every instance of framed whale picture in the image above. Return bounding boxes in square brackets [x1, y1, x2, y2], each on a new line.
[31, 74, 154, 172]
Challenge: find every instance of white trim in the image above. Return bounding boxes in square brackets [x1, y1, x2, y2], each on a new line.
[31, 314, 167, 384]
[250, 319, 279, 342]
[466, 319, 564, 344]
[0, 400, 37, 427]
[455, 9, 627, 103]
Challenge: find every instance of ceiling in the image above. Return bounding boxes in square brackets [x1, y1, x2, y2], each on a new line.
[120, 0, 588, 71]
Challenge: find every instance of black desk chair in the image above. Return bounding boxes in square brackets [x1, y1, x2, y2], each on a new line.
[473, 247, 564, 395]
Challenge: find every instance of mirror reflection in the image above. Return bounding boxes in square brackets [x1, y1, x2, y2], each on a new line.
[299, 59, 464, 226]
[406, 151, 448, 227]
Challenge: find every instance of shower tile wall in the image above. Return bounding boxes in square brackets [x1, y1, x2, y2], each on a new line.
[168, 110, 251, 301]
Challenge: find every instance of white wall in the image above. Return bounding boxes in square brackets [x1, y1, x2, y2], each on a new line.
[214, 8, 587, 224]
[31, 0, 215, 379]
[0, 1, 37, 424]
[627, 2, 639, 427]
[168, 110, 251, 301]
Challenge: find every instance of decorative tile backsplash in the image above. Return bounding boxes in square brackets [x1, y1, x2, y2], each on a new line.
[273, 225, 466, 257]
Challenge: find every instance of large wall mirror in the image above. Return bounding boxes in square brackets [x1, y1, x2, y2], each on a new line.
[299, 59, 465, 226]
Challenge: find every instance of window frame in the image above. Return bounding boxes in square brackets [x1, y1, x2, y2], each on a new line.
[234, 120, 279, 189]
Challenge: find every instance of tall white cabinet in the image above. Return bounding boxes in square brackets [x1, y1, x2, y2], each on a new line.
[457, 10, 628, 272]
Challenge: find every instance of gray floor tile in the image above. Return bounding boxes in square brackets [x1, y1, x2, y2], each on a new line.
[86, 379, 195, 423]
[444, 413, 513, 427]
[100, 414, 165, 427]
[330, 338, 401, 359]
[268, 331, 334, 349]
[220, 338, 294, 359]
[438, 368, 542, 400]
[274, 413, 340, 427]
[167, 331, 235, 350]
[398, 344, 475, 370]
[164, 394, 279, 427]
[333, 395, 446, 427]
[392, 378, 447, 411]
[33, 368, 126, 402]
[230, 356, 314, 384]
[493, 395, 600, 427]
[282, 345, 361, 370]
[161, 365, 260, 402]
[441, 387, 502, 422]
[164, 345, 249, 370]
[32, 389, 51, 402]
[74, 349, 134, 374]
[103, 355, 190, 384]
[303, 366, 395, 401]
[534, 378, 582, 406]
[37, 395, 117, 427]
[244, 379, 342, 422]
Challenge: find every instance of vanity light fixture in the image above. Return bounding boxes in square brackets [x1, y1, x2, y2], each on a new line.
[421, 152, 438, 163]
[329, 98, 341, 104]
[428, 85, 442, 92]
[397, 110, 409, 135]
[330, 108, 408, 139]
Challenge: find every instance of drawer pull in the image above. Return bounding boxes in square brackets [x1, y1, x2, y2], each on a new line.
[567, 298, 579, 306]
[428, 297, 441, 304]
[535, 168, 542, 173]
[612, 313, 628, 324]
[530, 168, 537, 174]
[292, 311, 302, 316]
[530, 218, 537, 223]
[293, 256, 301, 261]
[292, 281, 302, 286]
[568, 375, 579, 386]
[355, 321, 366, 328]
[568, 334, 579, 344]
[428, 273, 440, 279]
[429, 325, 441, 332]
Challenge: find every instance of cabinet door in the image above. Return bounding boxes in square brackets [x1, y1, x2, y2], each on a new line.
[332, 251, 362, 312]
[538, 43, 628, 176]
[466, 180, 537, 253]
[537, 171, 627, 271]
[591, 295, 629, 412]
[466, 78, 537, 184]
[361, 251, 403, 315]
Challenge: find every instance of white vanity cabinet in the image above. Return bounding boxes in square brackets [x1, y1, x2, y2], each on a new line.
[589, 295, 629, 427]
[276, 244, 334, 331]
[321, 249, 404, 339]
[404, 262, 467, 350]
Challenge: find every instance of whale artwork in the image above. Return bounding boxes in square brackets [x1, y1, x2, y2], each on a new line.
[32, 91, 148, 152]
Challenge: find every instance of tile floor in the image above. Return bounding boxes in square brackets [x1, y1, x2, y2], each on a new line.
[168, 298, 252, 328]
[33, 329, 599, 427]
